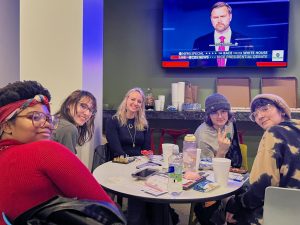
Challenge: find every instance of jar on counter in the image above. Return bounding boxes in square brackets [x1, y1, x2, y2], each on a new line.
[145, 88, 154, 111]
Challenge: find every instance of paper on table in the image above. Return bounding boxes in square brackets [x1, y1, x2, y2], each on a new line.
[142, 173, 168, 196]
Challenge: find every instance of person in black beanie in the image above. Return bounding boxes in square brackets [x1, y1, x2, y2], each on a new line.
[193, 93, 242, 225]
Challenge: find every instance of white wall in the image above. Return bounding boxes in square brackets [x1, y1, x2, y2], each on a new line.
[0, 0, 19, 87]
[20, 0, 83, 112]
[20, 0, 104, 169]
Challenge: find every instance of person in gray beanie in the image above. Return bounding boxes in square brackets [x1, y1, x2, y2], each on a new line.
[224, 93, 300, 225]
[249, 93, 291, 130]
[194, 93, 242, 225]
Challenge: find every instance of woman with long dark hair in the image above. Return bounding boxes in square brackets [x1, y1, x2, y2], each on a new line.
[52, 90, 97, 154]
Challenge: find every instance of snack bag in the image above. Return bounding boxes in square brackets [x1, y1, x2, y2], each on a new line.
[193, 179, 219, 192]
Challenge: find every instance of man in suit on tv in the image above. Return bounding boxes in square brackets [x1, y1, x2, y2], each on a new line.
[192, 1, 254, 68]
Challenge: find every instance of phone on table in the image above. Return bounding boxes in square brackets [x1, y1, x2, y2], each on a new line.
[182, 173, 208, 190]
[230, 167, 248, 174]
[131, 168, 158, 179]
[136, 162, 161, 169]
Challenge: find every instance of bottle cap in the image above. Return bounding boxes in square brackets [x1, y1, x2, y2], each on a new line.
[184, 134, 196, 142]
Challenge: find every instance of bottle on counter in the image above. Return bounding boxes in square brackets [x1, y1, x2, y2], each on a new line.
[182, 134, 197, 172]
[145, 88, 155, 111]
[168, 145, 183, 196]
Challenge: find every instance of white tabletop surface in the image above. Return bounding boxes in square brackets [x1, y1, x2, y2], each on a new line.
[93, 157, 246, 203]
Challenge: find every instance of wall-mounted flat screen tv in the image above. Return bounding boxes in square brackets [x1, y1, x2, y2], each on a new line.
[162, 0, 290, 68]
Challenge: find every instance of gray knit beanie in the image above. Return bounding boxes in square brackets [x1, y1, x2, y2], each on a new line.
[250, 94, 291, 119]
[205, 93, 231, 114]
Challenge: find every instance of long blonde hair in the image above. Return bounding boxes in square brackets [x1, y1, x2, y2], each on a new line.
[113, 87, 148, 131]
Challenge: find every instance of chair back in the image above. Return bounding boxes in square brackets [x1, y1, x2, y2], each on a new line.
[264, 186, 300, 225]
[239, 144, 248, 170]
[92, 143, 111, 172]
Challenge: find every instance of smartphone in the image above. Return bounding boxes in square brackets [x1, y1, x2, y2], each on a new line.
[230, 167, 248, 174]
[131, 168, 158, 179]
[182, 173, 208, 190]
[136, 162, 161, 169]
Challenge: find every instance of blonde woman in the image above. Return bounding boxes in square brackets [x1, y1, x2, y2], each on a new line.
[105, 87, 150, 158]
[106, 88, 178, 225]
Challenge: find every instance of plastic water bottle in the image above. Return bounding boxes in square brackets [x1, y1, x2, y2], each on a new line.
[168, 146, 183, 196]
[183, 134, 197, 172]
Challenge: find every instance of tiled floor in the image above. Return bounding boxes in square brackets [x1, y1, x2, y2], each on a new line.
[171, 203, 193, 225]
[119, 197, 200, 225]
[171, 203, 201, 225]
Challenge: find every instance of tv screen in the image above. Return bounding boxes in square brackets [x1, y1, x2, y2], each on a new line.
[162, 0, 290, 68]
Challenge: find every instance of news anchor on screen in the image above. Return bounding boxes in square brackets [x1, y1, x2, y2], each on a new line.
[192, 1, 253, 67]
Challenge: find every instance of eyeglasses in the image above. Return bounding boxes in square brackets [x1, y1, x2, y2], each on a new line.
[249, 104, 274, 122]
[210, 110, 228, 117]
[15, 111, 59, 129]
[78, 103, 97, 115]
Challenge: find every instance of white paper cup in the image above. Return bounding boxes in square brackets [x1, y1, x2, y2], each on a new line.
[212, 158, 231, 187]
[195, 148, 202, 170]
[155, 100, 161, 111]
[162, 143, 175, 168]
[158, 95, 165, 102]
[158, 95, 165, 111]
[178, 102, 183, 111]
[160, 100, 165, 111]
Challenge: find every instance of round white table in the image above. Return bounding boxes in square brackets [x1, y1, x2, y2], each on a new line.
[93, 158, 246, 204]
[93, 158, 247, 225]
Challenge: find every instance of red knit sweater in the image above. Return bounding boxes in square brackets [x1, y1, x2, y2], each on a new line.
[0, 139, 113, 225]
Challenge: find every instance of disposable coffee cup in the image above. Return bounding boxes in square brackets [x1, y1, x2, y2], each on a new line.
[212, 158, 231, 187]
[162, 143, 175, 168]
[155, 100, 161, 111]
[158, 95, 165, 111]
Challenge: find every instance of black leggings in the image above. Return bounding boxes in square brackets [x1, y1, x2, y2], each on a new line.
[194, 201, 220, 225]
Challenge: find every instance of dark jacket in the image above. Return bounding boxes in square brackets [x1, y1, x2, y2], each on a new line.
[13, 196, 126, 225]
[192, 30, 254, 67]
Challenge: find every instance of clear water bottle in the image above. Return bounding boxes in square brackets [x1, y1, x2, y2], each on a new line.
[183, 134, 197, 172]
[168, 146, 183, 196]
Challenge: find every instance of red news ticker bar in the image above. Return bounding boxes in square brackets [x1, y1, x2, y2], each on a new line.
[162, 61, 190, 68]
[170, 55, 179, 59]
[257, 62, 288, 67]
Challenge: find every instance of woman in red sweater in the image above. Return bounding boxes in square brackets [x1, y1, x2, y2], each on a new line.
[0, 81, 114, 225]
